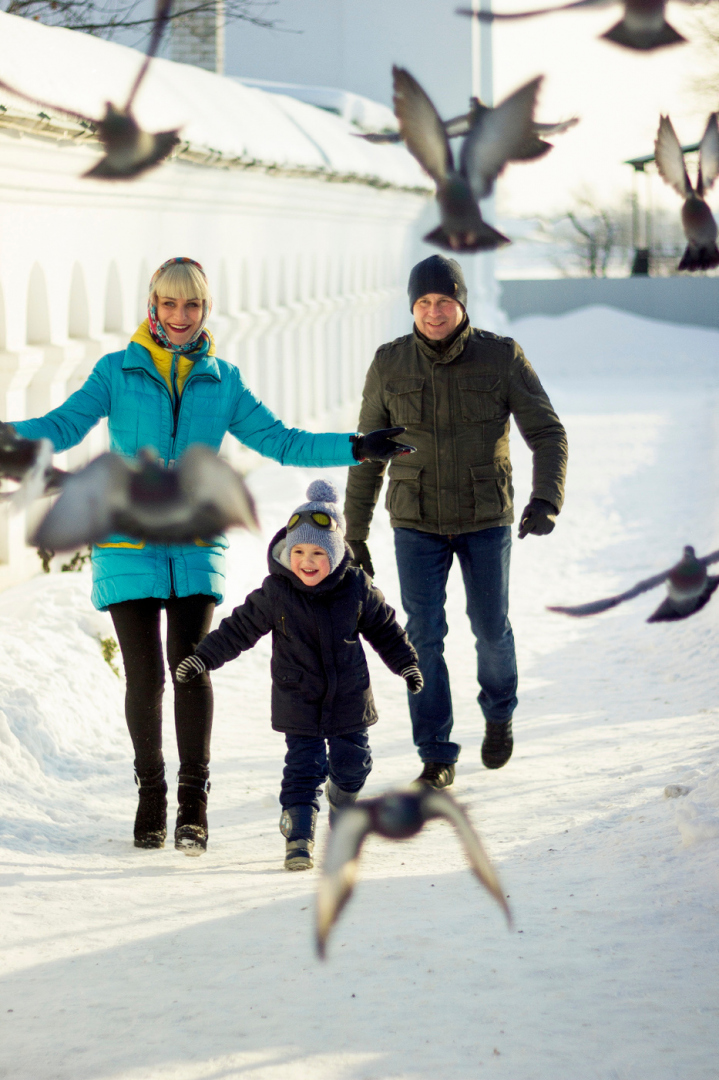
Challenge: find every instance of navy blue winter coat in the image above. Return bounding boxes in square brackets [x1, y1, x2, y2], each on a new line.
[195, 529, 418, 736]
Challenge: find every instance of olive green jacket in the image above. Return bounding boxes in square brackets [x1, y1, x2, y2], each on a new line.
[344, 322, 567, 539]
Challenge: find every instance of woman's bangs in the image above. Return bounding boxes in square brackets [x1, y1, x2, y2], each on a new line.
[151, 263, 211, 302]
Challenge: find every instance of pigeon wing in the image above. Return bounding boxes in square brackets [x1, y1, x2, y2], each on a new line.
[461, 76, 542, 201]
[392, 66, 452, 184]
[0, 76, 94, 125]
[456, 0, 602, 21]
[698, 113, 719, 195]
[177, 445, 260, 538]
[316, 806, 372, 959]
[31, 453, 129, 551]
[421, 790, 512, 925]
[547, 566, 673, 617]
[655, 115, 691, 197]
[124, 0, 175, 109]
[533, 116, 579, 136]
[699, 546, 719, 568]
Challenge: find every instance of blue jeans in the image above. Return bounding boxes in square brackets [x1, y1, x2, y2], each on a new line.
[280, 731, 373, 811]
[394, 526, 518, 764]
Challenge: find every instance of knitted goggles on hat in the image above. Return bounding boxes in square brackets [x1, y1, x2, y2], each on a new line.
[287, 509, 338, 533]
[148, 257, 212, 355]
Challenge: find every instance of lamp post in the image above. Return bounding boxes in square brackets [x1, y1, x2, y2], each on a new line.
[470, 0, 499, 325]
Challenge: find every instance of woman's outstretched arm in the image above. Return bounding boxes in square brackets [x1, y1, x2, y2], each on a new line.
[13, 357, 112, 452]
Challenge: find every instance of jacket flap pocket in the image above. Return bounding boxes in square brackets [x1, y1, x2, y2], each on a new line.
[389, 463, 423, 482]
[459, 376, 500, 393]
[385, 377, 425, 395]
[274, 666, 303, 685]
[471, 462, 511, 481]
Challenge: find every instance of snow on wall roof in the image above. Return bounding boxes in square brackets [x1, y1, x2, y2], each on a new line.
[233, 78, 399, 135]
[0, 11, 430, 191]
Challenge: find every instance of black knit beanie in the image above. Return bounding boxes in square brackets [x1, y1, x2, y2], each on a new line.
[408, 255, 468, 312]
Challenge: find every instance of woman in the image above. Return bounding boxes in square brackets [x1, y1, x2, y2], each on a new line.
[14, 257, 407, 855]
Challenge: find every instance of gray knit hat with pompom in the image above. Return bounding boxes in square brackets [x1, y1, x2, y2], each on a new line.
[285, 479, 345, 574]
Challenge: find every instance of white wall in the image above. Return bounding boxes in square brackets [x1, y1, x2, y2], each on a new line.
[0, 130, 428, 590]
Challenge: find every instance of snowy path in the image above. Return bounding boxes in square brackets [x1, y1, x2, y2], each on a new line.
[1, 308, 718, 1080]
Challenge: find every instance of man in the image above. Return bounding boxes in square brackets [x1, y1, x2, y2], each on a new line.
[344, 254, 567, 788]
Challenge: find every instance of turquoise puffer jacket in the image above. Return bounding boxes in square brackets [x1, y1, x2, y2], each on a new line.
[15, 341, 356, 611]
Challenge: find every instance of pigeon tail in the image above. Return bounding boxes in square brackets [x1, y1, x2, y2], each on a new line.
[601, 18, 685, 51]
[647, 578, 719, 622]
[677, 242, 719, 272]
[424, 218, 510, 253]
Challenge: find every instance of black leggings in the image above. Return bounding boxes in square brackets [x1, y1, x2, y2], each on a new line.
[109, 595, 216, 774]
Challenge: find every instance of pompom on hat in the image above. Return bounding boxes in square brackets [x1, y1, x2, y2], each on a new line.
[284, 479, 346, 574]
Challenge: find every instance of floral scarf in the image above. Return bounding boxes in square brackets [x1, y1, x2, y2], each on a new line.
[147, 257, 212, 355]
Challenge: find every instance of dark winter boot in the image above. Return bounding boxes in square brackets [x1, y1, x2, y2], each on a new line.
[279, 805, 317, 871]
[325, 778, 363, 827]
[134, 765, 168, 849]
[414, 761, 455, 789]
[175, 765, 210, 856]
[482, 719, 513, 769]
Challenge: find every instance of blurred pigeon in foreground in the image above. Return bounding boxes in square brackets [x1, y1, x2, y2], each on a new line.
[548, 545, 719, 623]
[362, 96, 578, 162]
[316, 787, 512, 958]
[654, 113, 719, 272]
[32, 445, 259, 551]
[457, 0, 686, 52]
[0, 0, 179, 179]
[392, 66, 541, 252]
[0, 422, 61, 509]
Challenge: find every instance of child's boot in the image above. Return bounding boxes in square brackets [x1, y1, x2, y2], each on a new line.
[175, 764, 210, 855]
[133, 764, 167, 849]
[279, 805, 317, 870]
[325, 778, 363, 828]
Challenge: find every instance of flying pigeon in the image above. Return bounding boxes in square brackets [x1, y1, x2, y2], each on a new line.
[0, 0, 179, 180]
[0, 422, 62, 508]
[654, 113, 719, 272]
[392, 67, 541, 252]
[457, 0, 686, 52]
[32, 444, 260, 551]
[548, 545, 719, 623]
[315, 787, 512, 958]
[361, 96, 579, 163]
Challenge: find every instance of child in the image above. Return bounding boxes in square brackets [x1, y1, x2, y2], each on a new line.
[176, 479, 422, 870]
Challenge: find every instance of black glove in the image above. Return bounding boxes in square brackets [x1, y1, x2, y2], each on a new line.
[518, 498, 557, 539]
[350, 427, 416, 463]
[401, 664, 424, 695]
[175, 654, 207, 683]
[348, 539, 375, 578]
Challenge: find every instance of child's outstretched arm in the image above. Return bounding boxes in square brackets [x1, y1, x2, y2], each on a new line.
[175, 583, 275, 681]
[358, 580, 422, 693]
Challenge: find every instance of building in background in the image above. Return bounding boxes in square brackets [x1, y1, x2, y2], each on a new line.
[170, 0, 225, 74]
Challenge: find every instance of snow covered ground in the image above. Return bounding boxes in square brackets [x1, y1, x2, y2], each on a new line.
[1, 307, 718, 1080]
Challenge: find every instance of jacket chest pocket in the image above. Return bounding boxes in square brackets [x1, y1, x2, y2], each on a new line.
[386, 463, 423, 521]
[470, 463, 513, 522]
[385, 377, 424, 426]
[458, 376, 503, 423]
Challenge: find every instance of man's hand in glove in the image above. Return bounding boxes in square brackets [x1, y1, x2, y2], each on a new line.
[175, 654, 207, 683]
[518, 498, 557, 539]
[351, 427, 416, 463]
[401, 664, 424, 695]
[348, 539, 375, 579]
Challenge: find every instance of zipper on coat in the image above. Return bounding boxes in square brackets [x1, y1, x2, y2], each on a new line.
[431, 361, 443, 532]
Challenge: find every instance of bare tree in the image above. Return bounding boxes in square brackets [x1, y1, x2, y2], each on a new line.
[546, 193, 631, 278]
[685, 1, 719, 104]
[2, 0, 278, 41]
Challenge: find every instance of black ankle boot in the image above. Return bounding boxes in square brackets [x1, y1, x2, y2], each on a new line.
[134, 765, 167, 849]
[482, 719, 513, 769]
[175, 765, 210, 856]
[414, 761, 455, 789]
[325, 778, 363, 828]
[279, 805, 318, 870]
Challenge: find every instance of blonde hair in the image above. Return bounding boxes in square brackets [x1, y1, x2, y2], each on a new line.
[150, 261, 212, 304]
